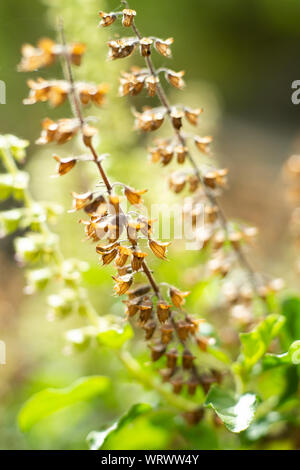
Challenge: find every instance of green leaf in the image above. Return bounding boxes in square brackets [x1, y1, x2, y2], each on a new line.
[240, 314, 285, 370]
[243, 411, 283, 442]
[87, 403, 153, 450]
[263, 340, 300, 369]
[18, 376, 110, 432]
[205, 385, 258, 433]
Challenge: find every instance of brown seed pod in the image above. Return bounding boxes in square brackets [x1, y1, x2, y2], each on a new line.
[161, 145, 175, 166]
[149, 239, 171, 260]
[187, 377, 200, 396]
[174, 145, 188, 164]
[140, 37, 153, 57]
[99, 11, 117, 27]
[184, 107, 203, 126]
[82, 124, 98, 147]
[138, 217, 155, 238]
[115, 245, 132, 267]
[151, 343, 166, 361]
[196, 335, 211, 352]
[134, 108, 166, 132]
[182, 349, 195, 369]
[166, 348, 178, 370]
[169, 172, 187, 194]
[108, 38, 138, 60]
[69, 191, 93, 212]
[128, 284, 151, 299]
[171, 376, 184, 394]
[186, 315, 201, 335]
[183, 408, 205, 426]
[205, 205, 218, 224]
[145, 75, 159, 97]
[159, 368, 174, 382]
[169, 287, 190, 308]
[70, 42, 86, 66]
[175, 320, 190, 341]
[112, 273, 133, 295]
[160, 323, 174, 344]
[188, 174, 200, 193]
[36, 118, 78, 145]
[77, 82, 109, 107]
[170, 108, 184, 130]
[124, 297, 140, 317]
[84, 195, 107, 216]
[127, 221, 141, 243]
[165, 70, 185, 89]
[229, 231, 243, 250]
[53, 155, 77, 176]
[124, 186, 147, 205]
[131, 251, 148, 271]
[24, 79, 69, 107]
[143, 320, 156, 340]
[18, 39, 56, 72]
[138, 300, 153, 323]
[194, 135, 213, 154]
[199, 374, 216, 394]
[101, 248, 118, 265]
[122, 8, 136, 27]
[119, 73, 146, 97]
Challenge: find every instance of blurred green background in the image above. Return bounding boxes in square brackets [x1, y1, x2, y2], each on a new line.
[0, 0, 300, 450]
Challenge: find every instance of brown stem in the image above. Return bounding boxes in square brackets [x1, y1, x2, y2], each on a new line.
[86, 142, 113, 194]
[142, 260, 162, 299]
[58, 18, 113, 194]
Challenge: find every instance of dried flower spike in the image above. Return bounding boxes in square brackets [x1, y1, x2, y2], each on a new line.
[122, 9, 136, 27]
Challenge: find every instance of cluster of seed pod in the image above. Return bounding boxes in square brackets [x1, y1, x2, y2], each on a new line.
[18, 37, 86, 72]
[100, 4, 285, 327]
[18, 27, 221, 419]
